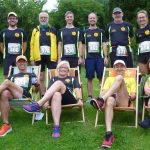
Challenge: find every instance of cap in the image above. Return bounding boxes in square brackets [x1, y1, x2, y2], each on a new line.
[16, 55, 27, 62]
[113, 7, 122, 13]
[113, 60, 126, 67]
[8, 12, 17, 18]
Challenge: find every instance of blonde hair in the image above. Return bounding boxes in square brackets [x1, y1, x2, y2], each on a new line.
[56, 60, 70, 70]
[65, 11, 74, 17]
[137, 10, 148, 18]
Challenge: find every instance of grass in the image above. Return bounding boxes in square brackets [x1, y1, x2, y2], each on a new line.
[0, 66, 150, 150]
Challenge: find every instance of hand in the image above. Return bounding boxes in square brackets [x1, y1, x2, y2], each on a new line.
[77, 99, 83, 106]
[31, 61, 35, 66]
[78, 57, 83, 65]
[104, 57, 108, 66]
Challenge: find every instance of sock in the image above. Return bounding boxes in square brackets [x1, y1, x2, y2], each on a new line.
[105, 131, 112, 141]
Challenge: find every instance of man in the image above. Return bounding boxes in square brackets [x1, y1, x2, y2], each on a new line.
[30, 11, 57, 96]
[0, 55, 39, 137]
[58, 11, 84, 67]
[0, 12, 27, 78]
[23, 61, 83, 138]
[90, 60, 136, 148]
[83, 12, 108, 102]
[136, 10, 150, 75]
[105, 7, 134, 68]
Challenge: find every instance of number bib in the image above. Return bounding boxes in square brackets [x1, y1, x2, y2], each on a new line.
[8, 43, 21, 54]
[88, 42, 99, 53]
[139, 41, 150, 53]
[14, 77, 29, 88]
[116, 46, 128, 56]
[64, 44, 76, 55]
[40, 46, 50, 55]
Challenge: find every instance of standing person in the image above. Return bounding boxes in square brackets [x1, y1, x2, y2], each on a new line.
[58, 11, 84, 67]
[30, 11, 57, 97]
[136, 10, 150, 75]
[0, 12, 27, 78]
[83, 12, 108, 102]
[105, 7, 134, 68]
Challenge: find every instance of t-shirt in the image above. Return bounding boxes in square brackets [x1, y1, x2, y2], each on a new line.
[83, 28, 107, 58]
[58, 27, 84, 57]
[0, 28, 27, 57]
[103, 76, 136, 95]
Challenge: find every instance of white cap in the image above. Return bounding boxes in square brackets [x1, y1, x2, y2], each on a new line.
[113, 7, 122, 13]
[8, 12, 17, 18]
[113, 60, 126, 67]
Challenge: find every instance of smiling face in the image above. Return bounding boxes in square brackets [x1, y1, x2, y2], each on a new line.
[114, 63, 126, 75]
[16, 59, 27, 72]
[65, 12, 74, 25]
[137, 12, 148, 28]
[58, 63, 69, 78]
[8, 15, 18, 27]
[39, 12, 49, 26]
[88, 13, 97, 26]
[112, 12, 123, 23]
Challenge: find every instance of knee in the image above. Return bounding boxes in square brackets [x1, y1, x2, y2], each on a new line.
[54, 81, 65, 87]
[3, 79, 11, 86]
[115, 75, 123, 82]
[52, 92, 62, 100]
[0, 90, 11, 100]
[105, 97, 115, 108]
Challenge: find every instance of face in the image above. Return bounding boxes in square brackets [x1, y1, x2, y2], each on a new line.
[65, 13, 74, 24]
[112, 12, 123, 23]
[114, 63, 126, 75]
[137, 12, 148, 27]
[16, 59, 27, 71]
[58, 64, 69, 77]
[88, 13, 97, 26]
[39, 12, 49, 25]
[7, 15, 18, 27]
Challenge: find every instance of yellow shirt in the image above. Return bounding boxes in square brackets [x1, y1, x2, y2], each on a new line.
[103, 77, 136, 95]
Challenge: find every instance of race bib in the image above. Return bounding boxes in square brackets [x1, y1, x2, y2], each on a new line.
[40, 46, 50, 55]
[116, 46, 128, 56]
[8, 43, 21, 54]
[139, 41, 150, 53]
[64, 44, 76, 55]
[14, 77, 29, 88]
[88, 42, 99, 53]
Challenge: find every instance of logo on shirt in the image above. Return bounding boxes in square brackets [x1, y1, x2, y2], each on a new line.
[121, 27, 126, 32]
[72, 32, 76, 36]
[145, 30, 150, 35]
[111, 29, 116, 33]
[87, 34, 91, 37]
[65, 78, 71, 83]
[46, 32, 50, 36]
[15, 33, 20, 37]
[94, 32, 98, 37]
[24, 74, 29, 78]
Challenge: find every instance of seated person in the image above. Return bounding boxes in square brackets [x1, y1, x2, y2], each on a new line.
[23, 60, 83, 138]
[90, 60, 136, 148]
[139, 59, 150, 129]
[0, 55, 39, 137]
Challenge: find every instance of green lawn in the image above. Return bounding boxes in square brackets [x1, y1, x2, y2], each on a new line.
[0, 66, 150, 150]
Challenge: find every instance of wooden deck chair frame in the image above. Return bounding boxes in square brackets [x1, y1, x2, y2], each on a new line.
[8, 65, 41, 125]
[95, 67, 139, 128]
[45, 66, 85, 125]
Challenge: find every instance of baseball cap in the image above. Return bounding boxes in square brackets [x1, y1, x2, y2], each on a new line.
[113, 7, 122, 13]
[8, 12, 17, 18]
[113, 60, 126, 67]
[16, 55, 27, 62]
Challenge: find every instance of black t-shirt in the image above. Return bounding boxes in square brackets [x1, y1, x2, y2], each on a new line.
[105, 21, 133, 46]
[0, 28, 27, 57]
[135, 24, 150, 43]
[58, 27, 84, 57]
[83, 28, 107, 58]
[8, 72, 37, 92]
[48, 76, 80, 93]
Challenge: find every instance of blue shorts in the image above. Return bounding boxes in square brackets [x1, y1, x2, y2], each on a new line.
[85, 58, 104, 79]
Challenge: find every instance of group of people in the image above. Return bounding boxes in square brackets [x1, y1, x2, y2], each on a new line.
[0, 6, 149, 148]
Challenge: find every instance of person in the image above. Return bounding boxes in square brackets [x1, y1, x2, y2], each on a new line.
[57, 11, 84, 67]
[136, 10, 150, 75]
[0, 55, 39, 137]
[30, 11, 57, 97]
[139, 59, 150, 128]
[23, 60, 83, 138]
[0, 12, 27, 78]
[90, 60, 136, 148]
[105, 7, 134, 68]
[83, 12, 108, 102]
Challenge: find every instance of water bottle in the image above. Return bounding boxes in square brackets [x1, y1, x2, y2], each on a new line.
[31, 68, 37, 85]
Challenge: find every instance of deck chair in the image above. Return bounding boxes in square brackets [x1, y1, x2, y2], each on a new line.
[95, 67, 139, 128]
[8, 65, 41, 124]
[139, 75, 150, 121]
[44, 66, 85, 125]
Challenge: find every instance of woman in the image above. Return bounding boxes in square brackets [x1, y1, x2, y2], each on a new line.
[136, 10, 150, 74]
[23, 60, 83, 138]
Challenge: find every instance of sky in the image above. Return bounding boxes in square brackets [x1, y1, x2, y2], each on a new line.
[43, 0, 58, 12]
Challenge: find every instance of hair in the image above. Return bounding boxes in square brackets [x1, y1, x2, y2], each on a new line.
[88, 12, 98, 19]
[39, 11, 49, 18]
[56, 60, 70, 70]
[65, 11, 74, 17]
[137, 10, 148, 18]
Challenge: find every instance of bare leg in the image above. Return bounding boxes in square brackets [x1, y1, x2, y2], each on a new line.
[0, 80, 23, 98]
[139, 63, 148, 75]
[51, 92, 62, 126]
[87, 79, 93, 96]
[37, 81, 66, 106]
[39, 72, 46, 96]
[0, 90, 13, 124]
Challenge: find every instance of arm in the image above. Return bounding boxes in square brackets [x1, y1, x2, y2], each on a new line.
[58, 41, 62, 63]
[102, 42, 108, 66]
[74, 88, 83, 106]
[23, 42, 27, 54]
[0, 42, 3, 54]
[78, 41, 83, 65]
[144, 81, 150, 96]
